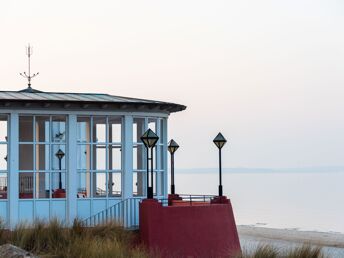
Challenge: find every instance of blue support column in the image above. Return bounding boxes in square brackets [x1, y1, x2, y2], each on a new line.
[67, 114, 77, 224]
[122, 115, 133, 199]
[9, 112, 19, 229]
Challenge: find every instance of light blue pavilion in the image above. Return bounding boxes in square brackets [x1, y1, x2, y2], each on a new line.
[0, 86, 185, 228]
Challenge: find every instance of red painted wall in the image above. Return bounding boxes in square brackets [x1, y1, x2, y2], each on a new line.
[140, 198, 241, 258]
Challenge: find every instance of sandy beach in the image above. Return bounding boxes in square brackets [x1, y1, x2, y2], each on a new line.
[238, 226, 344, 258]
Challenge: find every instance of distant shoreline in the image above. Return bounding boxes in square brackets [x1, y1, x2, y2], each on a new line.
[177, 167, 344, 174]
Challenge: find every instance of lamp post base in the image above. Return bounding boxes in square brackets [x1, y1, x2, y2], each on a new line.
[171, 185, 175, 195]
[218, 185, 223, 197]
[147, 186, 153, 199]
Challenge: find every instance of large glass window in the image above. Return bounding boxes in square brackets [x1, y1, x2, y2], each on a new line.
[19, 115, 67, 199]
[0, 115, 8, 199]
[77, 116, 122, 198]
[133, 117, 164, 196]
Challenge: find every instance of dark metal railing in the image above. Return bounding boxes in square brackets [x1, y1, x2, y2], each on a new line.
[83, 194, 216, 228]
[159, 194, 216, 206]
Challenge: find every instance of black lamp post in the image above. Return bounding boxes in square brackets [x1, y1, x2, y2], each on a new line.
[168, 139, 179, 195]
[55, 149, 65, 189]
[213, 133, 227, 197]
[141, 129, 159, 199]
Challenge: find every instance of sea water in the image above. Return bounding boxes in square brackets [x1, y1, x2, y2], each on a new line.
[174, 170, 344, 233]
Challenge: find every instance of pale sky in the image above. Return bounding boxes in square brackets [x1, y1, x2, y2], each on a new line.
[1, 0, 344, 169]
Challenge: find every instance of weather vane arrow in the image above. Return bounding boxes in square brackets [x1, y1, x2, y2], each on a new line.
[20, 44, 39, 89]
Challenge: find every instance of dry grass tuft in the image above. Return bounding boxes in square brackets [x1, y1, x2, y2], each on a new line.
[235, 244, 327, 258]
[0, 219, 149, 258]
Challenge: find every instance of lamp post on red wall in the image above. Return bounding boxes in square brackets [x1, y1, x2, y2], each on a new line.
[168, 139, 179, 195]
[213, 133, 227, 197]
[141, 129, 159, 199]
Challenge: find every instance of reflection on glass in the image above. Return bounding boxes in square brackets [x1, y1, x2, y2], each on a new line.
[36, 144, 49, 171]
[93, 145, 106, 170]
[133, 118, 145, 143]
[109, 172, 121, 197]
[52, 145, 66, 170]
[0, 145, 7, 170]
[0, 115, 7, 142]
[109, 145, 121, 170]
[93, 173, 106, 197]
[52, 116, 66, 142]
[36, 172, 50, 198]
[77, 172, 90, 198]
[148, 118, 157, 134]
[0, 173, 7, 199]
[77, 117, 91, 142]
[52, 172, 66, 198]
[133, 145, 145, 170]
[77, 145, 91, 170]
[35, 116, 50, 142]
[19, 144, 33, 170]
[19, 172, 34, 199]
[109, 116, 122, 143]
[19, 116, 33, 142]
[93, 117, 106, 143]
[133, 172, 145, 196]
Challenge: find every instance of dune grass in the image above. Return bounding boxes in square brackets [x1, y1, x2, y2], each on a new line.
[0, 219, 329, 258]
[236, 244, 327, 258]
[0, 219, 149, 258]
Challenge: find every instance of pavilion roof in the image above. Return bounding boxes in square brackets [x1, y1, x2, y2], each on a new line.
[0, 88, 186, 113]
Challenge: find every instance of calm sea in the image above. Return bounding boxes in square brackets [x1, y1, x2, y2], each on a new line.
[174, 170, 344, 233]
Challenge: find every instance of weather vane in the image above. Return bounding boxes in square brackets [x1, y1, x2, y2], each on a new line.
[20, 44, 39, 89]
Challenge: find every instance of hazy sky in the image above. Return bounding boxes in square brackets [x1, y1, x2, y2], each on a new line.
[1, 1, 343, 169]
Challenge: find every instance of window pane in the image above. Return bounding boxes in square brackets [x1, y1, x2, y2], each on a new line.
[159, 119, 164, 140]
[133, 118, 145, 143]
[36, 144, 49, 171]
[133, 172, 146, 197]
[77, 117, 91, 143]
[36, 172, 50, 198]
[93, 117, 106, 143]
[35, 116, 50, 142]
[148, 118, 157, 134]
[77, 145, 91, 170]
[19, 116, 33, 142]
[0, 144, 7, 170]
[0, 115, 7, 142]
[109, 116, 122, 143]
[19, 144, 33, 170]
[160, 146, 165, 170]
[77, 172, 90, 198]
[93, 173, 106, 197]
[52, 145, 66, 170]
[19, 172, 34, 199]
[109, 172, 121, 197]
[52, 116, 66, 142]
[133, 145, 145, 170]
[93, 145, 106, 170]
[0, 173, 7, 199]
[52, 172, 66, 198]
[109, 145, 121, 170]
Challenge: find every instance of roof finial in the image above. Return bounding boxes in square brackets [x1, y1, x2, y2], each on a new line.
[20, 44, 39, 89]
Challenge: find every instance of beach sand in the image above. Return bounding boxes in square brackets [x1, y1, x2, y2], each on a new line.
[237, 225, 344, 258]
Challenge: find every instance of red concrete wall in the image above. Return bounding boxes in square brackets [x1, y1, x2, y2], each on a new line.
[140, 198, 241, 258]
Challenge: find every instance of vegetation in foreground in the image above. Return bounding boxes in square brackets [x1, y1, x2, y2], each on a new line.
[235, 244, 327, 258]
[0, 219, 329, 258]
[0, 219, 149, 258]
